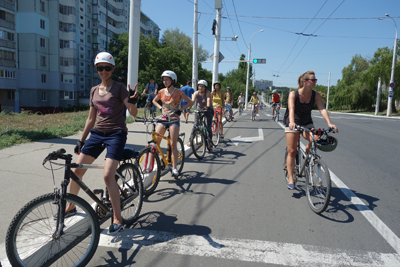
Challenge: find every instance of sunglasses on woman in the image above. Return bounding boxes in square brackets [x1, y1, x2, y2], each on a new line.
[96, 66, 113, 72]
[305, 79, 317, 82]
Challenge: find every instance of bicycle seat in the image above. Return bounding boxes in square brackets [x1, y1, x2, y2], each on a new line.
[121, 147, 139, 161]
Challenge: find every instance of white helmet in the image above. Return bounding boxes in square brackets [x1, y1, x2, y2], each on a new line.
[198, 80, 208, 87]
[94, 52, 115, 66]
[272, 89, 277, 94]
[161, 70, 177, 85]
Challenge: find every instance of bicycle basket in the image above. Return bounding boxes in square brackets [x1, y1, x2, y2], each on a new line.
[316, 134, 338, 152]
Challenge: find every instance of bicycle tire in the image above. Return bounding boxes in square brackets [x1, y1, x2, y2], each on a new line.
[305, 158, 332, 214]
[136, 146, 161, 196]
[211, 120, 220, 146]
[144, 105, 152, 120]
[239, 105, 242, 115]
[252, 108, 255, 121]
[191, 127, 206, 159]
[174, 137, 185, 174]
[6, 193, 100, 267]
[116, 163, 143, 224]
[224, 110, 231, 122]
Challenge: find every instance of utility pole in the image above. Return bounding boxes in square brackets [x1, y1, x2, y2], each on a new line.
[375, 77, 382, 115]
[212, 0, 222, 87]
[127, 0, 141, 116]
[192, 0, 199, 90]
[326, 71, 331, 110]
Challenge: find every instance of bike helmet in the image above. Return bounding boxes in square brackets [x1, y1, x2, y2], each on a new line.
[226, 87, 231, 90]
[272, 89, 277, 94]
[316, 134, 338, 152]
[213, 81, 221, 88]
[161, 70, 177, 85]
[94, 52, 115, 66]
[198, 80, 208, 87]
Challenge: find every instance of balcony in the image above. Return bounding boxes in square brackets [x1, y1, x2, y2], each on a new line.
[0, 19, 15, 30]
[0, 39, 15, 49]
[0, 58, 16, 68]
[0, 0, 15, 11]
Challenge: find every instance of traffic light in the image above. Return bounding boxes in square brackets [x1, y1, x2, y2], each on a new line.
[253, 59, 266, 64]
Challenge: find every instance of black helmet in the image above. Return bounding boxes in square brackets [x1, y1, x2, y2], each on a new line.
[213, 81, 221, 88]
[316, 134, 338, 152]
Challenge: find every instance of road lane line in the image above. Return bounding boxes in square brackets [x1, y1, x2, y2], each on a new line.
[277, 121, 400, 254]
[97, 228, 400, 266]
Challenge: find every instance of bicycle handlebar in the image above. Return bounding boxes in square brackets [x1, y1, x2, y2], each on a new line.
[295, 125, 336, 135]
[43, 148, 69, 165]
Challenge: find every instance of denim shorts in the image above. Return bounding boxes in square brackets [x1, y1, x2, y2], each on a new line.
[81, 129, 127, 161]
[158, 120, 180, 128]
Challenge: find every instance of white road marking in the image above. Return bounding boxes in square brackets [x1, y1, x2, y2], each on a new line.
[97, 228, 400, 266]
[230, 128, 264, 146]
[276, 121, 400, 255]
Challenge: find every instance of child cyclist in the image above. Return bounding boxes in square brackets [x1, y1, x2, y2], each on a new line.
[66, 52, 139, 235]
[151, 70, 193, 177]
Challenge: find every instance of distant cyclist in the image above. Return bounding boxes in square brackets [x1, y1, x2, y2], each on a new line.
[211, 81, 225, 139]
[181, 80, 195, 123]
[271, 89, 281, 117]
[283, 70, 338, 190]
[237, 92, 245, 111]
[249, 92, 259, 120]
[142, 78, 158, 114]
[224, 87, 234, 120]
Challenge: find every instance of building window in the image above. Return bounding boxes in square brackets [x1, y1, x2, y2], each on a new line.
[0, 30, 15, 41]
[87, 35, 91, 43]
[40, 19, 45, 29]
[40, 56, 46, 66]
[87, 64, 91, 74]
[8, 90, 15, 100]
[87, 20, 91, 29]
[41, 92, 47, 101]
[40, 1, 45, 12]
[61, 74, 75, 83]
[59, 4, 76, 15]
[40, 38, 46, 48]
[87, 5, 91, 13]
[0, 70, 16, 78]
[59, 22, 76, 32]
[60, 91, 77, 100]
[41, 74, 46, 83]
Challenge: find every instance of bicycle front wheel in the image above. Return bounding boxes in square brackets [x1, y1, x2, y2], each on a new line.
[143, 106, 151, 120]
[224, 110, 231, 122]
[191, 128, 206, 159]
[137, 146, 161, 196]
[117, 163, 143, 224]
[305, 158, 332, 214]
[211, 120, 220, 146]
[6, 193, 100, 267]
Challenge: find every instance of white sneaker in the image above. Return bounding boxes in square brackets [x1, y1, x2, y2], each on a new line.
[171, 168, 179, 177]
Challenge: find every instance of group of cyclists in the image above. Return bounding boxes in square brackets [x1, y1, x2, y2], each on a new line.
[64, 51, 338, 235]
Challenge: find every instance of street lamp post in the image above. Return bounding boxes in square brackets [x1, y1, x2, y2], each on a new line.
[245, 29, 263, 110]
[379, 14, 398, 116]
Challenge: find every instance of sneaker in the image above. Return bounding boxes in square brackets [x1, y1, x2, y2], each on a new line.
[171, 168, 179, 177]
[287, 184, 295, 190]
[53, 207, 77, 220]
[108, 223, 125, 235]
[220, 133, 224, 139]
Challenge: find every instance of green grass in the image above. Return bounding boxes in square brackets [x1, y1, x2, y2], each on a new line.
[0, 108, 151, 150]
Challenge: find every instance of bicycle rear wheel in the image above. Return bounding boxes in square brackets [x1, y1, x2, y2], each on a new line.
[136, 146, 161, 196]
[173, 137, 185, 174]
[116, 163, 143, 224]
[305, 158, 331, 214]
[6, 193, 100, 267]
[211, 120, 220, 146]
[191, 128, 206, 159]
[252, 108, 255, 121]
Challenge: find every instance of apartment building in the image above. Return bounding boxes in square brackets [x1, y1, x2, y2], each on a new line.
[0, 0, 160, 113]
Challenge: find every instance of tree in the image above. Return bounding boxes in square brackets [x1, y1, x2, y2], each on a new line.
[161, 28, 209, 62]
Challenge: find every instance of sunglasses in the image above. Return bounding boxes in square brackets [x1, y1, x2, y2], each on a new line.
[96, 66, 113, 72]
[305, 79, 317, 82]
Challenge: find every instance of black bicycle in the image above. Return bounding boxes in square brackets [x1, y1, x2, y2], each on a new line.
[143, 93, 157, 119]
[190, 109, 213, 159]
[283, 126, 337, 214]
[6, 148, 143, 267]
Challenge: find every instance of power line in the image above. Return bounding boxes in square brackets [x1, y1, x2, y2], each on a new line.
[223, 0, 241, 56]
[231, 0, 248, 49]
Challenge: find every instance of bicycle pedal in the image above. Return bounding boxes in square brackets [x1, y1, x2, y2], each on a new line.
[93, 189, 104, 195]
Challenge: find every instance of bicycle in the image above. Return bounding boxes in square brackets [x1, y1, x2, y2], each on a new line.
[190, 109, 213, 159]
[143, 93, 157, 119]
[135, 118, 185, 195]
[6, 148, 143, 267]
[212, 106, 223, 146]
[272, 102, 280, 122]
[283, 126, 337, 214]
[238, 102, 244, 115]
[224, 103, 233, 122]
[250, 103, 258, 121]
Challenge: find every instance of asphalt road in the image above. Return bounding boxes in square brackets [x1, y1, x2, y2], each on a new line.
[1, 106, 400, 266]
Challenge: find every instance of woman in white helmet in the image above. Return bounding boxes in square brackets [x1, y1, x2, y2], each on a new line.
[64, 51, 139, 235]
[151, 70, 194, 177]
[188, 79, 213, 148]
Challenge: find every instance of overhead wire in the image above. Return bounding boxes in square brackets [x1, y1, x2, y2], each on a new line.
[231, 0, 248, 50]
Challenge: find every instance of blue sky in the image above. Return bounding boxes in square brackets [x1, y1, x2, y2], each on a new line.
[140, 0, 400, 88]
